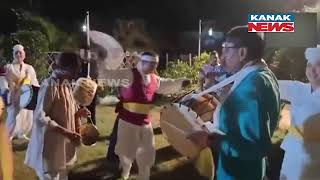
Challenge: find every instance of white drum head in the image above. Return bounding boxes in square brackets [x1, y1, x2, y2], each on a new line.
[19, 85, 32, 108]
[160, 103, 203, 158]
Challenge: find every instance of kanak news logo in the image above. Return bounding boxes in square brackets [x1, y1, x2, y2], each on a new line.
[248, 14, 295, 32]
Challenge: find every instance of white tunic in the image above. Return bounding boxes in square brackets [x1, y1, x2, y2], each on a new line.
[279, 80, 320, 180]
[25, 77, 78, 178]
[0, 76, 8, 94]
[5, 62, 39, 139]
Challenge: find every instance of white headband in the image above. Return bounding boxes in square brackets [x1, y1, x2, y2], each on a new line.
[141, 54, 159, 63]
[305, 45, 320, 65]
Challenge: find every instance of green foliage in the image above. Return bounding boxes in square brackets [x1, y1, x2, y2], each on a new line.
[160, 52, 210, 84]
[97, 87, 118, 97]
[273, 48, 307, 81]
[15, 9, 78, 50]
[2, 31, 49, 81]
[0, 9, 80, 81]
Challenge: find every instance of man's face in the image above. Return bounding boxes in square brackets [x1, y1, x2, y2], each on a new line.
[306, 61, 320, 86]
[14, 50, 26, 64]
[220, 40, 245, 74]
[210, 54, 219, 65]
[141, 61, 158, 74]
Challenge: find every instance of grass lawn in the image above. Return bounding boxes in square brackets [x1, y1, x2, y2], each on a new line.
[11, 100, 289, 180]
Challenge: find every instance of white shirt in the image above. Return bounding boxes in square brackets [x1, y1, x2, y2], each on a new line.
[0, 76, 8, 94]
[279, 80, 320, 152]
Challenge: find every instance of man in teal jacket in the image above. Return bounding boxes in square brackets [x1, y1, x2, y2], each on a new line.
[189, 26, 280, 180]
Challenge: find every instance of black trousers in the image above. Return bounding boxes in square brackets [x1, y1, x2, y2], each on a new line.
[86, 92, 97, 125]
[106, 117, 119, 161]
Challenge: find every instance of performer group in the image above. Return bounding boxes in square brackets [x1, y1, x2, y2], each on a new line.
[0, 24, 320, 180]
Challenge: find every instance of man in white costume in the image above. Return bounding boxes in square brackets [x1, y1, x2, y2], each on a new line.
[5, 44, 39, 141]
[279, 46, 320, 180]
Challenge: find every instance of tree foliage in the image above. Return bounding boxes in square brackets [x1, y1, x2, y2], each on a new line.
[0, 9, 80, 81]
[14, 9, 78, 50]
[272, 48, 307, 81]
[160, 52, 210, 84]
[2, 31, 49, 81]
[113, 19, 155, 52]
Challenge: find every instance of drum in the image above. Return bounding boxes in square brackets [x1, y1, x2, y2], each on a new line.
[173, 92, 218, 122]
[160, 93, 217, 158]
[19, 85, 40, 110]
[73, 78, 98, 106]
[0, 90, 10, 106]
[79, 117, 100, 146]
[160, 103, 204, 158]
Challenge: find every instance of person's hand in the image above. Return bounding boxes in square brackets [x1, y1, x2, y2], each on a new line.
[187, 130, 209, 149]
[63, 130, 81, 145]
[75, 107, 91, 118]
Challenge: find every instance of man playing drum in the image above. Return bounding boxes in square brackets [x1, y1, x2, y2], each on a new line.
[189, 26, 281, 180]
[25, 52, 91, 180]
[5, 44, 39, 141]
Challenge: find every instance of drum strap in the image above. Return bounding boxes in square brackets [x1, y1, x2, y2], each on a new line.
[19, 78, 31, 85]
[123, 102, 153, 115]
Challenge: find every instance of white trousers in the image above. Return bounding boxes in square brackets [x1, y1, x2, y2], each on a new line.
[6, 105, 33, 140]
[115, 119, 155, 180]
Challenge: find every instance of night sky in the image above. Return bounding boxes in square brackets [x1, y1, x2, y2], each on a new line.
[1, 0, 316, 53]
[0, 0, 293, 32]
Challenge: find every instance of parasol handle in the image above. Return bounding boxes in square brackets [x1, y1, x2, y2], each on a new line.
[87, 115, 94, 125]
[87, 60, 91, 79]
[86, 11, 91, 79]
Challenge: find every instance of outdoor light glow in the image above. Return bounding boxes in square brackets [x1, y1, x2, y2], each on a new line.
[208, 28, 213, 36]
[82, 25, 87, 32]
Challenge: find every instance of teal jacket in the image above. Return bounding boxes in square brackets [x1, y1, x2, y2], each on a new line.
[216, 68, 280, 180]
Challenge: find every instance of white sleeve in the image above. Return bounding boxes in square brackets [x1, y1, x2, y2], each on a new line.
[29, 66, 39, 86]
[34, 80, 58, 128]
[156, 76, 185, 95]
[0, 77, 8, 92]
[278, 80, 298, 102]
